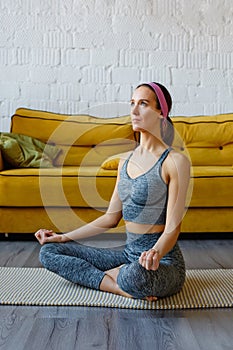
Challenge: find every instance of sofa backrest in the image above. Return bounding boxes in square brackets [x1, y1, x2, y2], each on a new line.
[11, 108, 137, 166]
[11, 108, 233, 167]
[172, 114, 233, 166]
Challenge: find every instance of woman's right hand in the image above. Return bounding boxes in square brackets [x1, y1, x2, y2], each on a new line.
[35, 229, 65, 245]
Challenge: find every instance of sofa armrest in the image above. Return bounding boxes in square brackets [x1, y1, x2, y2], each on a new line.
[0, 149, 4, 171]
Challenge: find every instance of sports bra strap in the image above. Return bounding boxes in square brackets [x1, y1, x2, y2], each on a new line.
[158, 147, 173, 166]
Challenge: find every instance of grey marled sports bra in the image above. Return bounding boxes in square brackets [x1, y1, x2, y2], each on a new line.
[118, 148, 172, 225]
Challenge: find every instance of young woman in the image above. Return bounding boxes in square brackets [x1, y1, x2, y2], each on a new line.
[35, 82, 190, 301]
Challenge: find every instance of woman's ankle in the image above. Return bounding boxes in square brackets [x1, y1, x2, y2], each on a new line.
[99, 274, 132, 298]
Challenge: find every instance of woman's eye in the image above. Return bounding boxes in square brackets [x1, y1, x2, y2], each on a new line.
[130, 101, 148, 107]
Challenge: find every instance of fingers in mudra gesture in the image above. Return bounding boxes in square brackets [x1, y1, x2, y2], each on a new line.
[139, 248, 160, 271]
[34, 228, 62, 245]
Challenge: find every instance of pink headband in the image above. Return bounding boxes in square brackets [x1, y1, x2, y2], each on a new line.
[147, 82, 168, 118]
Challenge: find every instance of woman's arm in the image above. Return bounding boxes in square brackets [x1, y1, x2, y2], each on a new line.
[139, 152, 190, 270]
[35, 159, 125, 245]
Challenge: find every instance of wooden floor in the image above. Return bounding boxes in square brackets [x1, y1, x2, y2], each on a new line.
[0, 234, 232, 350]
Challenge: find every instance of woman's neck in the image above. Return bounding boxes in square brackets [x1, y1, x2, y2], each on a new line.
[139, 132, 166, 154]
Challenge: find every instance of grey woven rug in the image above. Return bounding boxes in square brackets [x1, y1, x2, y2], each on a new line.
[0, 267, 232, 309]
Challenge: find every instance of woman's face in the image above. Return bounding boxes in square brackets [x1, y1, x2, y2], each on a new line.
[130, 86, 162, 134]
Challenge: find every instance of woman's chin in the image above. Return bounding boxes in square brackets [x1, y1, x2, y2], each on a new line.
[132, 124, 142, 132]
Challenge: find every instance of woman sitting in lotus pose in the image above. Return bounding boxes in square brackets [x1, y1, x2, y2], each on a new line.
[35, 82, 190, 301]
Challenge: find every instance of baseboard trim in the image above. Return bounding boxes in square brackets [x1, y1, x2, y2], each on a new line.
[0, 232, 232, 241]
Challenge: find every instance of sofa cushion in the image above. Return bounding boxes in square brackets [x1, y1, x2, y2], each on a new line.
[0, 165, 232, 208]
[172, 114, 233, 166]
[0, 166, 117, 207]
[190, 166, 233, 207]
[11, 108, 137, 166]
[101, 114, 233, 169]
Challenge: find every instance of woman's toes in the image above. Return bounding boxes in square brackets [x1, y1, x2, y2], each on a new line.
[145, 296, 158, 302]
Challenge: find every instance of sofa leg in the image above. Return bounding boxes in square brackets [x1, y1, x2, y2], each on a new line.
[4, 233, 9, 238]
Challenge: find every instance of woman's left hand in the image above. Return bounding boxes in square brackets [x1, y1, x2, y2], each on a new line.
[139, 248, 160, 271]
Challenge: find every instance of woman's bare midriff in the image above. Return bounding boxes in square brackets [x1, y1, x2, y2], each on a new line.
[125, 221, 165, 234]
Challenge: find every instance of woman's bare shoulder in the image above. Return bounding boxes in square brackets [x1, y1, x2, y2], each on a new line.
[169, 149, 191, 166]
[167, 149, 191, 178]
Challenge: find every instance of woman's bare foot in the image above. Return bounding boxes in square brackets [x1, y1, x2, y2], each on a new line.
[100, 266, 158, 301]
[100, 266, 133, 298]
[145, 296, 158, 302]
[99, 274, 133, 298]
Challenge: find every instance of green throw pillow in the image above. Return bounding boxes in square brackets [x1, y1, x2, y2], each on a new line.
[0, 133, 61, 168]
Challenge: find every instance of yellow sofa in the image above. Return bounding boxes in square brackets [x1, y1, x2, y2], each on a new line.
[0, 108, 233, 235]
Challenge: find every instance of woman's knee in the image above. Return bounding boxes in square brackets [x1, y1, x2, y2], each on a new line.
[117, 263, 149, 298]
[39, 243, 61, 268]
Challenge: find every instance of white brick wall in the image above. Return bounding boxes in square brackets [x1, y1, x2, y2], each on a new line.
[0, 0, 233, 131]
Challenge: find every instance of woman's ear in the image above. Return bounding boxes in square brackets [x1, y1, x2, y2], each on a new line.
[160, 118, 167, 139]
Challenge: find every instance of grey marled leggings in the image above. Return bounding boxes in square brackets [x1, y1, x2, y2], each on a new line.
[39, 231, 186, 299]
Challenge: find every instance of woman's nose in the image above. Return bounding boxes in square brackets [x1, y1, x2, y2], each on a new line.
[131, 103, 139, 115]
